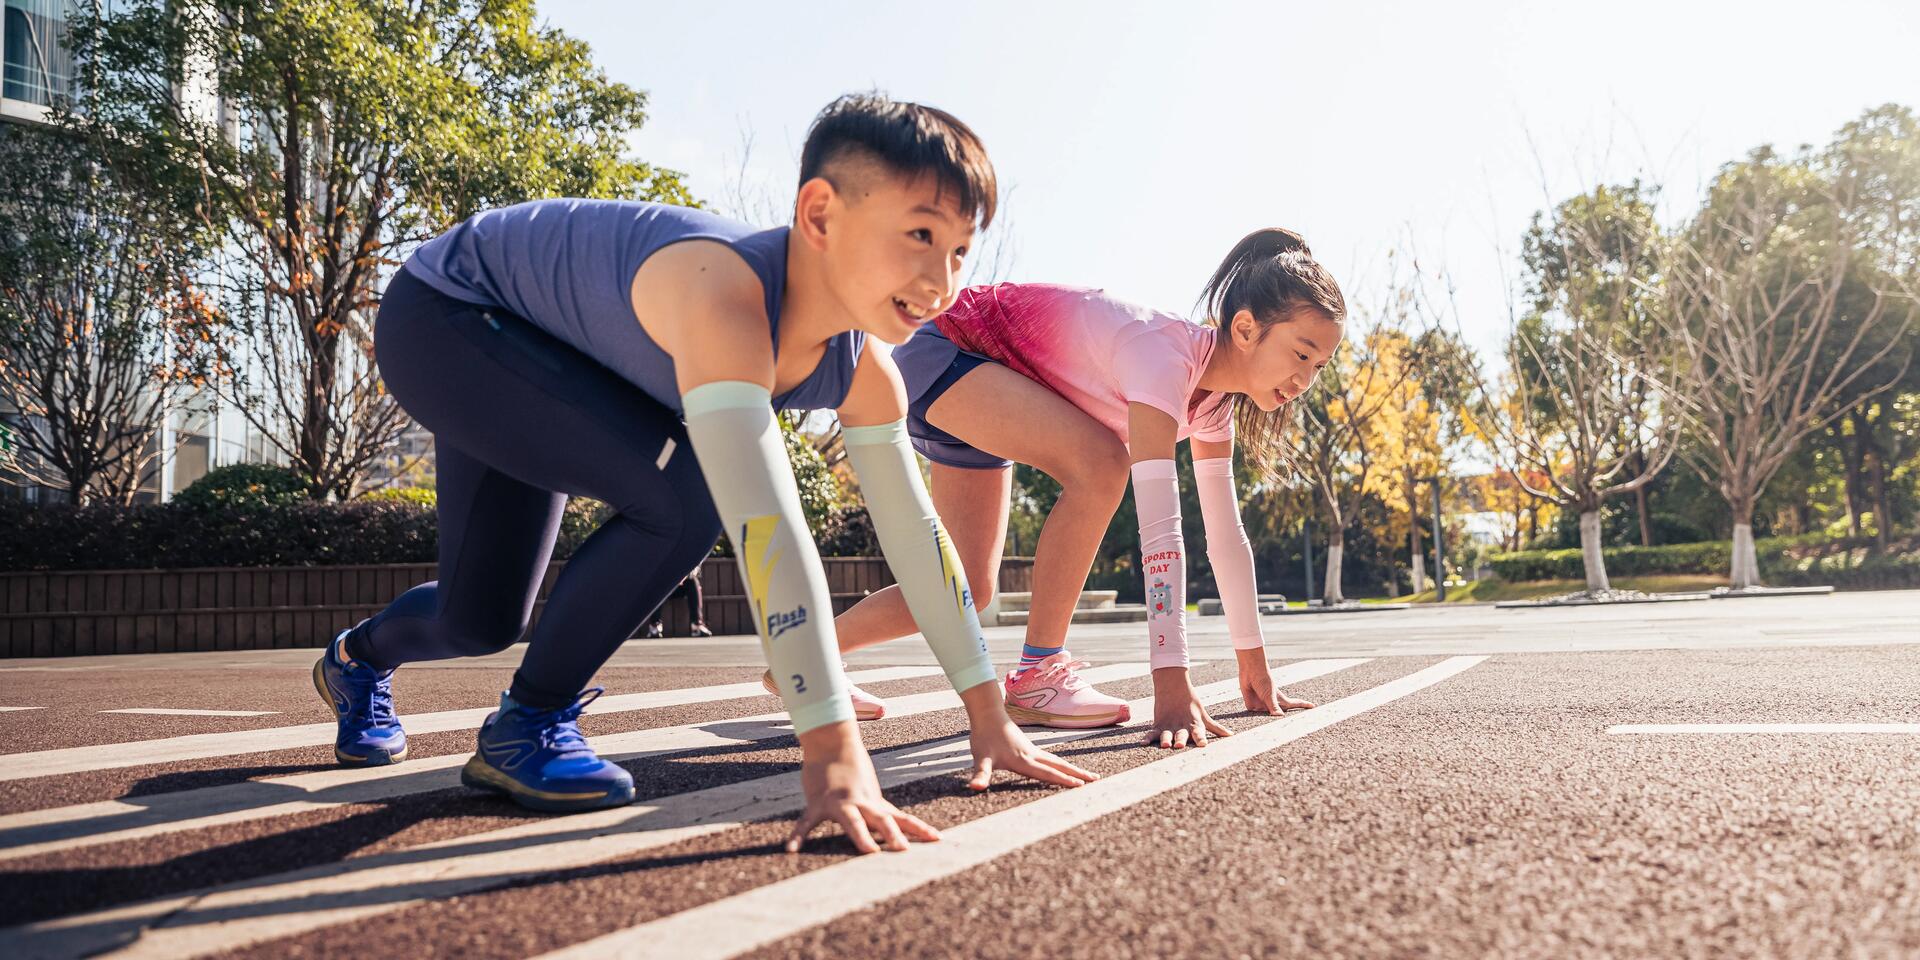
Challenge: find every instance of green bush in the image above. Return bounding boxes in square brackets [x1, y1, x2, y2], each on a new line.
[360, 486, 437, 508]
[1488, 532, 1916, 585]
[170, 463, 312, 511]
[0, 498, 437, 570]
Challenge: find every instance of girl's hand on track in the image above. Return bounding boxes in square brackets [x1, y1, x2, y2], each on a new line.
[1147, 667, 1231, 749]
[1236, 648, 1316, 715]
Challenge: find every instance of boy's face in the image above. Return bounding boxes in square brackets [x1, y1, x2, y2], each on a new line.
[804, 169, 976, 344]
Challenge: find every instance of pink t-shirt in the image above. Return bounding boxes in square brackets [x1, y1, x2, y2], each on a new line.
[934, 283, 1234, 445]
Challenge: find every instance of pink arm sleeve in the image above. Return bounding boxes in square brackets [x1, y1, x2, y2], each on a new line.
[1131, 459, 1189, 670]
[1194, 457, 1263, 649]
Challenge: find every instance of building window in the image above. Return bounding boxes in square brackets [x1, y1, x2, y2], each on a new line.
[2, 0, 72, 107]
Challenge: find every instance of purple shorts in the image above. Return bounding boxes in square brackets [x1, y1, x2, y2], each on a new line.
[892, 324, 1013, 470]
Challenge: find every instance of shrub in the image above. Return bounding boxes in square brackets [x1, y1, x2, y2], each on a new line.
[170, 463, 312, 512]
[360, 486, 437, 508]
[0, 499, 437, 570]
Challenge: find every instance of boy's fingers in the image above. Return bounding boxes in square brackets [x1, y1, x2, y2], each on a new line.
[1042, 753, 1099, 781]
[785, 813, 820, 853]
[871, 809, 910, 852]
[968, 756, 994, 791]
[839, 808, 880, 854]
[893, 809, 942, 843]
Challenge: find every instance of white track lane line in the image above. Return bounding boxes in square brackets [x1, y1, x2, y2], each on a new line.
[0, 666, 942, 783]
[0, 664, 1154, 861]
[0, 660, 1359, 960]
[1608, 723, 1920, 735]
[539, 656, 1487, 960]
[0, 706, 47, 712]
[98, 710, 282, 718]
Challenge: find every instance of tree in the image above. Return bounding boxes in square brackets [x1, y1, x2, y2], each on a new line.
[63, 0, 692, 499]
[1813, 106, 1920, 551]
[1475, 183, 1683, 592]
[1664, 148, 1913, 589]
[0, 121, 218, 504]
[1290, 272, 1420, 605]
[1371, 326, 1475, 594]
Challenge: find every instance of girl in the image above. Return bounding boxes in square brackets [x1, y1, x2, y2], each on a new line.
[313, 94, 1094, 854]
[831, 229, 1347, 747]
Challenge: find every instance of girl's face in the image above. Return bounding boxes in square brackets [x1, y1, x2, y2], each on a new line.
[1229, 308, 1343, 412]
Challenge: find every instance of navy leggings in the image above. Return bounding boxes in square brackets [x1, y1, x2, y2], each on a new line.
[347, 268, 722, 709]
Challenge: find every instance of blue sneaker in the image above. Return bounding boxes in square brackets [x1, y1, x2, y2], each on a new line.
[311, 628, 409, 766]
[460, 688, 635, 813]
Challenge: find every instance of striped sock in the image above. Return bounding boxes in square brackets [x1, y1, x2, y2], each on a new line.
[1016, 643, 1063, 674]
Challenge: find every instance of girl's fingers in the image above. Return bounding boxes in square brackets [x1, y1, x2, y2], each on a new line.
[1157, 728, 1174, 749]
[1205, 713, 1233, 738]
[1280, 695, 1317, 711]
[968, 756, 994, 792]
[1174, 727, 1190, 749]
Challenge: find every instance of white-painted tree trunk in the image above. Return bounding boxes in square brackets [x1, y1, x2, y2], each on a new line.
[1729, 522, 1760, 590]
[1409, 529, 1427, 595]
[1323, 536, 1346, 605]
[1578, 510, 1611, 593]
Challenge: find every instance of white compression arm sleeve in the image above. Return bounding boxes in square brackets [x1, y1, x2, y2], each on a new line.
[681, 381, 850, 734]
[1194, 457, 1264, 650]
[841, 420, 997, 693]
[1132, 459, 1189, 670]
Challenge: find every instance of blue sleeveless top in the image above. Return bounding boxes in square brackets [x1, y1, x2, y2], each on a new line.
[401, 199, 866, 413]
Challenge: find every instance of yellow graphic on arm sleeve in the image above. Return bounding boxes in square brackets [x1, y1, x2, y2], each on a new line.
[933, 522, 970, 614]
[738, 514, 784, 641]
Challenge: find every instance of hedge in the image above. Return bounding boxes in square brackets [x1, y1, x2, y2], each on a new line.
[0, 494, 889, 571]
[1488, 532, 1920, 589]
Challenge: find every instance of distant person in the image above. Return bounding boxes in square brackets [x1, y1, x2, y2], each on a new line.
[643, 567, 711, 638]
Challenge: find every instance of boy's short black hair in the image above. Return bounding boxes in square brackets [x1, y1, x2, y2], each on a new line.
[798, 92, 998, 229]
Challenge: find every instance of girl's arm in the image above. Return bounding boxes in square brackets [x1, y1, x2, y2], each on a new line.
[1126, 404, 1187, 670]
[1191, 435, 1312, 715]
[1188, 437, 1262, 652]
[1129, 404, 1231, 747]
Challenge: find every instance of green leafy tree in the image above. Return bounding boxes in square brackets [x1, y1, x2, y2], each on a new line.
[1479, 182, 1683, 593]
[61, 0, 692, 499]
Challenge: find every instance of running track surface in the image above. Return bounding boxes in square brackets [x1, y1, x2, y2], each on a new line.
[0, 591, 1916, 958]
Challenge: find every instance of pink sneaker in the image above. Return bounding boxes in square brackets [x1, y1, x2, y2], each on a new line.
[1002, 652, 1130, 728]
[761, 665, 887, 721]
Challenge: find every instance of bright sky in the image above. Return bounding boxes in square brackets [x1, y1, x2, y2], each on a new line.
[545, 0, 1920, 356]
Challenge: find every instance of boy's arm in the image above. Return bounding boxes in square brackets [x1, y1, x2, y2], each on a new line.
[638, 246, 936, 851]
[836, 345, 997, 694]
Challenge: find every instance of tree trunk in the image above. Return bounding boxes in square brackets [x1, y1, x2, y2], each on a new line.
[1635, 486, 1653, 547]
[1840, 412, 1867, 538]
[1578, 509, 1610, 593]
[1869, 443, 1892, 555]
[1322, 528, 1345, 606]
[1409, 524, 1426, 595]
[1729, 519, 1761, 590]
